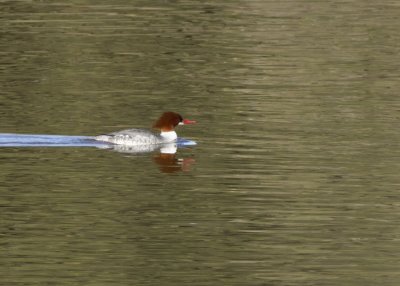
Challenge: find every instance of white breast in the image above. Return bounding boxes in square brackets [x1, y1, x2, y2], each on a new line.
[160, 131, 177, 142]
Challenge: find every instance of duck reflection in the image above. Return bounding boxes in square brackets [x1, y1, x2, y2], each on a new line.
[101, 142, 195, 173]
[153, 154, 195, 173]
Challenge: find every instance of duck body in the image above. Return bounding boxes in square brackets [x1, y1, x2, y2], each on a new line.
[95, 129, 176, 146]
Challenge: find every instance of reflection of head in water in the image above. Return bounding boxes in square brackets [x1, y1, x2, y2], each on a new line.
[153, 154, 196, 173]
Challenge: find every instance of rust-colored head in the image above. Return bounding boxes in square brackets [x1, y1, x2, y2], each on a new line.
[152, 112, 196, 132]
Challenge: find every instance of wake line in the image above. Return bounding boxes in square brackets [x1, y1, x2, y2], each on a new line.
[0, 133, 196, 148]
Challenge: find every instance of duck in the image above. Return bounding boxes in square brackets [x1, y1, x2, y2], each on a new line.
[95, 111, 196, 146]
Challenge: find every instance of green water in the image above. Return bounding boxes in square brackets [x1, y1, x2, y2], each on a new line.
[1, 1, 400, 285]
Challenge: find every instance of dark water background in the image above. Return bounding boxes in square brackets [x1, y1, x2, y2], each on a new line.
[1, 1, 400, 285]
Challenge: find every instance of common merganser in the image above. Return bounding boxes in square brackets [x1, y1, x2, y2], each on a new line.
[95, 112, 196, 146]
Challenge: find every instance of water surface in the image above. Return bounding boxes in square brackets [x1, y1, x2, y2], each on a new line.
[1, 1, 400, 285]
